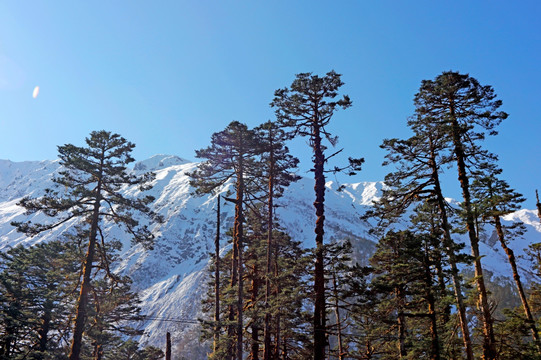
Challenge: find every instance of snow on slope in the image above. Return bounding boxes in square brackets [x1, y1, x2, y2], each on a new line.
[0, 155, 540, 355]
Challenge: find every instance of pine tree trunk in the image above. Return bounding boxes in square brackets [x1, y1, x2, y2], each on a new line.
[69, 179, 102, 360]
[92, 343, 103, 360]
[166, 332, 171, 360]
[250, 264, 261, 360]
[251, 324, 260, 360]
[332, 271, 345, 360]
[423, 243, 441, 360]
[397, 287, 407, 358]
[263, 142, 274, 360]
[214, 195, 221, 355]
[494, 215, 541, 352]
[273, 248, 281, 360]
[427, 293, 440, 360]
[449, 102, 496, 359]
[228, 246, 237, 360]
[434, 250, 451, 324]
[1, 323, 15, 358]
[37, 299, 53, 356]
[228, 197, 239, 360]
[312, 123, 327, 360]
[282, 334, 288, 360]
[430, 144, 473, 360]
[235, 157, 245, 360]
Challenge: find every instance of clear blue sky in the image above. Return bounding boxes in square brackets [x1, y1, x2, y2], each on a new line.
[1, 1, 540, 203]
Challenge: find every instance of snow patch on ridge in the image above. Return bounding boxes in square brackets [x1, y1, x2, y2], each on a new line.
[133, 154, 189, 172]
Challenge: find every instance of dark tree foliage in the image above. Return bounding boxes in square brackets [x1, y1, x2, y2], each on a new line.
[12, 130, 158, 360]
[103, 339, 164, 360]
[271, 71, 362, 360]
[0, 235, 148, 360]
[367, 230, 448, 359]
[0, 240, 79, 359]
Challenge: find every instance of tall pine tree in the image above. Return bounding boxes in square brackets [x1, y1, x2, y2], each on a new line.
[414, 72, 507, 359]
[254, 120, 300, 360]
[370, 114, 474, 359]
[471, 167, 541, 352]
[271, 71, 362, 360]
[188, 121, 261, 360]
[12, 130, 158, 360]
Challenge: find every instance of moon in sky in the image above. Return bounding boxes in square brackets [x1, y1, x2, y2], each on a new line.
[32, 86, 39, 99]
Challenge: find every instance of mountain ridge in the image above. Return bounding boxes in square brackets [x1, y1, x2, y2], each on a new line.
[0, 155, 539, 355]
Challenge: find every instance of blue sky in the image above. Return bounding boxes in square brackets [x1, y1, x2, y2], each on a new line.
[1, 1, 540, 203]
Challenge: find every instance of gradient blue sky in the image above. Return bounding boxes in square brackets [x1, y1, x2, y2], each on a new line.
[1, 1, 540, 202]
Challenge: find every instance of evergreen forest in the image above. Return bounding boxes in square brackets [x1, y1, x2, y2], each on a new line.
[2, 70, 541, 360]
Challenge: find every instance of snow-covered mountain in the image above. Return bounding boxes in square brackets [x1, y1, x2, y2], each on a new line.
[0, 154, 540, 356]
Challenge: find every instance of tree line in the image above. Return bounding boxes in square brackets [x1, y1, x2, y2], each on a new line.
[1, 71, 540, 359]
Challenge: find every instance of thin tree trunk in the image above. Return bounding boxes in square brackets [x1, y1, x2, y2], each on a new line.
[251, 322, 260, 360]
[273, 246, 281, 360]
[166, 332, 171, 360]
[427, 292, 440, 360]
[397, 287, 407, 358]
[249, 263, 261, 360]
[313, 123, 327, 360]
[228, 197, 239, 360]
[282, 334, 288, 360]
[536, 190, 541, 223]
[92, 344, 102, 360]
[434, 249, 451, 324]
[429, 143, 474, 360]
[69, 177, 102, 360]
[494, 215, 541, 352]
[264, 129, 274, 360]
[214, 195, 221, 355]
[37, 299, 53, 357]
[423, 241, 441, 360]
[332, 271, 345, 360]
[235, 156, 245, 360]
[449, 102, 496, 359]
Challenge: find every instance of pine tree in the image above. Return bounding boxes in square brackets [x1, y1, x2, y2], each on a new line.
[188, 121, 261, 360]
[369, 230, 445, 359]
[270, 229, 312, 359]
[471, 168, 541, 352]
[254, 120, 300, 360]
[370, 114, 474, 359]
[322, 241, 355, 360]
[12, 130, 158, 360]
[414, 71, 508, 359]
[271, 71, 362, 360]
[200, 207, 311, 360]
[0, 241, 80, 359]
[84, 276, 143, 359]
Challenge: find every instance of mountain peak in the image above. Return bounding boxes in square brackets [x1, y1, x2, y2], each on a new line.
[133, 155, 190, 172]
